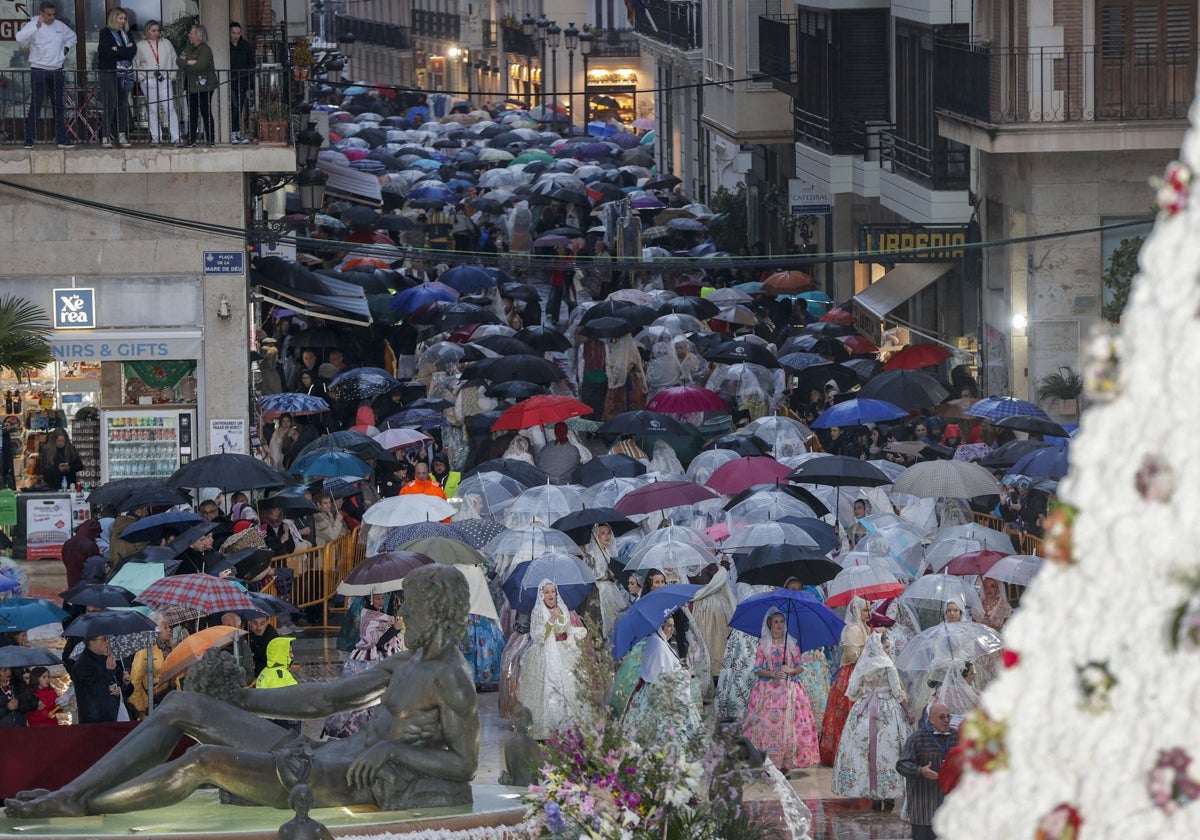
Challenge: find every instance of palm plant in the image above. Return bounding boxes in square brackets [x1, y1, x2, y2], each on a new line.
[0, 295, 53, 378]
[1035, 366, 1083, 406]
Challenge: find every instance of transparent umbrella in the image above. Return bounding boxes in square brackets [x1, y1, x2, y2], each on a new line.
[897, 573, 986, 631]
[925, 536, 1013, 573]
[484, 525, 584, 579]
[892, 621, 1004, 723]
[418, 341, 473, 375]
[838, 548, 916, 583]
[581, 476, 651, 509]
[684, 449, 742, 485]
[454, 471, 526, 519]
[858, 517, 927, 579]
[623, 539, 714, 576]
[722, 521, 823, 554]
[726, 496, 820, 528]
[742, 416, 814, 459]
[929, 524, 1016, 555]
[505, 485, 585, 529]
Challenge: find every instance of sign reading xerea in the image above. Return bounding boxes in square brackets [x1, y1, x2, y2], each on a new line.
[52, 288, 96, 329]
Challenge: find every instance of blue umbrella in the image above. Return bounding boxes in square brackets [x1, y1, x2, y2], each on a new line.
[407, 158, 444, 172]
[798, 291, 833, 303]
[409, 185, 454, 201]
[120, 511, 205, 544]
[501, 560, 594, 614]
[291, 449, 372, 479]
[258, 392, 330, 415]
[0, 598, 70, 633]
[587, 121, 617, 138]
[328, 367, 401, 400]
[966, 396, 1051, 422]
[405, 105, 431, 122]
[505, 553, 595, 590]
[729, 589, 845, 652]
[390, 283, 459, 314]
[0, 572, 20, 594]
[343, 85, 369, 96]
[381, 409, 449, 430]
[612, 584, 702, 662]
[776, 516, 841, 555]
[382, 521, 465, 551]
[811, 398, 909, 429]
[1009, 445, 1071, 479]
[438, 265, 500, 294]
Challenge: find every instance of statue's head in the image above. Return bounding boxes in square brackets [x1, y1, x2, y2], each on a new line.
[401, 564, 469, 650]
[288, 782, 313, 816]
[510, 703, 533, 734]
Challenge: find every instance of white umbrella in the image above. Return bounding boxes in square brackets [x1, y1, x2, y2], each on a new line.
[623, 540, 713, 576]
[721, 521, 822, 553]
[726, 496, 819, 528]
[838, 549, 915, 583]
[983, 554, 1044, 586]
[506, 485, 585, 529]
[897, 573, 985, 631]
[891, 460, 1002, 499]
[372, 428, 433, 451]
[929, 523, 1016, 553]
[362, 495, 455, 527]
[454, 471, 525, 518]
[581, 476, 650, 509]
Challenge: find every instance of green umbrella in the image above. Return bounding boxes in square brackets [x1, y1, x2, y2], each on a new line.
[401, 536, 486, 566]
[108, 562, 166, 596]
[0, 598, 69, 633]
[513, 150, 554, 165]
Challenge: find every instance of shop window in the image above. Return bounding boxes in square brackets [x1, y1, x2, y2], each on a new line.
[111, 360, 198, 406]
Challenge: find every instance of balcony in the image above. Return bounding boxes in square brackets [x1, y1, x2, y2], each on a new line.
[339, 16, 411, 50]
[758, 15, 796, 97]
[880, 129, 969, 191]
[935, 39, 1196, 154]
[591, 29, 641, 58]
[635, 0, 701, 53]
[412, 10, 461, 42]
[482, 19, 498, 49]
[501, 26, 538, 56]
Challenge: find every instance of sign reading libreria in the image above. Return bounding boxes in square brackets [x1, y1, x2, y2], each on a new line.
[52, 288, 96, 329]
[859, 224, 968, 262]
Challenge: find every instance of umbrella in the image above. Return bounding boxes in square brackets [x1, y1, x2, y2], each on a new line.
[897, 573, 986, 630]
[761, 270, 815, 295]
[514, 325, 572, 353]
[788, 456, 892, 487]
[735, 544, 843, 586]
[472, 335, 537, 357]
[462, 459, 550, 487]
[572, 454, 646, 485]
[0, 646, 63, 668]
[461, 355, 565, 385]
[982, 554, 1044, 586]
[380, 409, 450, 430]
[381, 522, 466, 552]
[1008, 446, 1071, 480]
[599, 410, 696, 438]
[59, 583, 137, 608]
[119, 511, 205, 544]
[159, 625, 248, 682]
[87, 479, 187, 510]
[328, 367, 402, 400]
[891, 460, 1001, 499]
[400, 536, 485, 566]
[824, 565, 907, 607]
[966, 396, 1051, 422]
[492, 395, 593, 431]
[107, 561, 167, 596]
[580, 300, 660, 328]
[883, 344, 953, 371]
[136, 574, 260, 615]
[980, 440, 1052, 469]
[840, 336, 881, 358]
[337, 551, 435, 596]
[412, 301, 501, 330]
[661, 296, 720, 320]
[613, 480, 717, 515]
[440, 265, 501, 294]
[645, 386, 727, 415]
[722, 484, 830, 520]
[256, 487, 320, 517]
[706, 434, 769, 457]
[578, 317, 635, 339]
[810, 398, 909, 429]
[242, 590, 301, 619]
[928, 523, 1017, 554]
[291, 449, 373, 479]
[550, 508, 638, 544]
[258, 393, 330, 416]
[362, 495, 456, 527]
[500, 558, 595, 614]
[704, 456, 792, 495]
[944, 550, 1008, 577]
[504, 552, 595, 591]
[992, 415, 1070, 438]
[485, 382, 548, 402]
[484, 526, 584, 577]
[704, 339, 782, 369]
[779, 352, 834, 374]
[857, 371, 950, 410]
[63, 608, 156, 637]
[892, 621, 1004, 709]
[391, 283, 459, 315]
[729, 588, 844, 649]
[372, 428, 433, 451]
[300, 431, 387, 461]
[0, 598, 69, 633]
[612, 584, 702, 661]
[168, 454, 291, 492]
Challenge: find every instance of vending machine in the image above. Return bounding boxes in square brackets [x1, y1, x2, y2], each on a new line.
[99, 409, 196, 482]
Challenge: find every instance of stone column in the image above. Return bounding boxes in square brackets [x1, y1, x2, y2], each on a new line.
[200, 0, 232, 143]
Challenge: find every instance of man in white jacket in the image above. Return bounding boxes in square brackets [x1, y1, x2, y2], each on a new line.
[16, 0, 77, 148]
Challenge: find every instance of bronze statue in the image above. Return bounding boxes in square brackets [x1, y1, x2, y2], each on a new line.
[6, 564, 479, 818]
[277, 784, 334, 840]
[498, 703, 539, 788]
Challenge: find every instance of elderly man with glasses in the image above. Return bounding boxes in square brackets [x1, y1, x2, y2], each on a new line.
[896, 702, 958, 840]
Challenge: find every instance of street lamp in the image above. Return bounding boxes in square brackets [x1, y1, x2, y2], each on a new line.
[547, 21, 560, 123]
[536, 16, 550, 109]
[563, 22, 579, 133]
[578, 30, 593, 127]
[338, 30, 355, 60]
[522, 14, 537, 107]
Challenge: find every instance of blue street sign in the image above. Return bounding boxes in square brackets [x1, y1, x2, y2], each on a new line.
[203, 251, 246, 275]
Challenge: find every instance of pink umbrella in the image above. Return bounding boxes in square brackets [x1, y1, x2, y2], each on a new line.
[704, 456, 791, 495]
[944, 550, 1007, 577]
[824, 566, 906, 607]
[613, 480, 717, 515]
[632, 117, 655, 131]
[646, 386, 728, 415]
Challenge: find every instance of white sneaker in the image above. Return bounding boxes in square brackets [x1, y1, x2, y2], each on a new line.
[118, 133, 129, 146]
[231, 131, 241, 144]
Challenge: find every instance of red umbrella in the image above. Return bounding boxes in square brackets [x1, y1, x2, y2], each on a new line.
[491, 394, 593, 431]
[761, 270, 815, 295]
[646, 386, 728, 415]
[613, 480, 718, 515]
[883, 344, 953, 371]
[820, 306, 854, 324]
[704, 456, 791, 495]
[838, 334, 879, 355]
[944, 550, 1007, 577]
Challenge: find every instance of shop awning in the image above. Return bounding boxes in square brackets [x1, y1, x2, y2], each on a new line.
[251, 258, 373, 326]
[852, 262, 955, 339]
[318, 159, 383, 206]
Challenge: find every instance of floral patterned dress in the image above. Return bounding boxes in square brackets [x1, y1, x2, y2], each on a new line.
[461, 613, 505, 687]
[741, 638, 820, 772]
[831, 664, 910, 799]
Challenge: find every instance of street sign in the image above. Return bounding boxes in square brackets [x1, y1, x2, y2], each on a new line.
[52, 288, 96, 330]
[788, 178, 832, 215]
[203, 251, 246, 275]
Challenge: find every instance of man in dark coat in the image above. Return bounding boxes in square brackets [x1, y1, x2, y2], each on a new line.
[897, 702, 958, 840]
[69, 635, 132, 723]
[61, 518, 102, 589]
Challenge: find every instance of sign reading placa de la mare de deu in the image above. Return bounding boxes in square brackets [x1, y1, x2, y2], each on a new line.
[52, 288, 96, 330]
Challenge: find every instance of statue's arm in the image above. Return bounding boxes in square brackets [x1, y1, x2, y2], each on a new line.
[388, 669, 479, 781]
[238, 658, 399, 719]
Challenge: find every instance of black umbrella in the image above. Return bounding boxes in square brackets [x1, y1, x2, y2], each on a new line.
[514, 325, 571, 352]
[462, 458, 550, 487]
[585, 180, 623, 205]
[578, 317, 634, 339]
[599, 410, 695, 438]
[411, 301, 501, 329]
[686, 331, 726, 354]
[980, 439, 1053, 469]
[842, 358, 884, 381]
[857, 370, 950, 411]
[550, 188, 589, 206]
[59, 583, 137, 608]
[252, 255, 328, 296]
[792, 363, 864, 395]
[299, 430, 388, 460]
[376, 215, 416, 232]
[260, 487, 321, 514]
[472, 335, 537, 356]
[706, 434, 769, 456]
[722, 482, 830, 518]
[167, 453, 292, 492]
[121, 546, 185, 575]
[389, 380, 432, 404]
[779, 334, 851, 361]
[991, 415, 1070, 438]
[342, 205, 382, 230]
[64, 609, 156, 638]
[788, 456, 892, 487]
[644, 175, 682, 191]
[465, 409, 506, 434]
[704, 339, 782, 369]
[802, 321, 854, 337]
[736, 544, 843, 587]
[462, 355, 565, 385]
[224, 548, 275, 583]
[580, 300, 658, 327]
[551, 508, 638, 544]
[500, 282, 541, 304]
[408, 397, 453, 411]
[661, 297, 719, 320]
[88, 480, 191, 512]
[168, 521, 221, 553]
[242, 589, 302, 618]
[573, 454, 647, 485]
[323, 268, 397, 296]
[485, 381, 549, 401]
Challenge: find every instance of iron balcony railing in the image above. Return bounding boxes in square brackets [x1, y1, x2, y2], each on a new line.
[591, 28, 640, 57]
[792, 107, 884, 156]
[339, 15, 411, 49]
[635, 0, 701, 52]
[1, 67, 292, 147]
[412, 10, 461, 42]
[758, 15, 794, 84]
[880, 129, 970, 190]
[935, 39, 1198, 123]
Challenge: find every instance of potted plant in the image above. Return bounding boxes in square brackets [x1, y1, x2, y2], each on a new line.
[1036, 366, 1083, 418]
[252, 99, 291, 145]
[291, 37, 313, 81]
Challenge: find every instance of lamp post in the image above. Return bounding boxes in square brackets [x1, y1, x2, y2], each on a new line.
[521, 14, 536, 107]
[547, 21, 560, 124]
[536, 15, 549, 109]
[563, 22, 578, 134]
[578, 30, 593, 128]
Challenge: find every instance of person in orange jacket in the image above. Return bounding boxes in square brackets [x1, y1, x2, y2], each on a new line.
[399, 461, 447, 500]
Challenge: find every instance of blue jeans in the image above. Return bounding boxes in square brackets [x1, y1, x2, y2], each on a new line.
[26, 67, 68, 144]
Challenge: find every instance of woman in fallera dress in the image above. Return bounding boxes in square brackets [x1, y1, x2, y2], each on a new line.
[517, 580, 588, 739]
[819, 595, 871, 765]
[741, 610, 820, 773]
